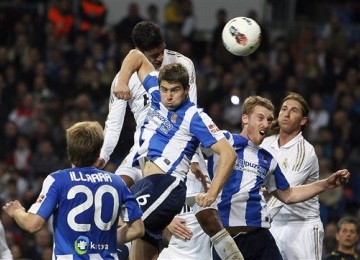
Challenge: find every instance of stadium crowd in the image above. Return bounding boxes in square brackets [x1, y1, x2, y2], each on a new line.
[0, 0, 360, 259]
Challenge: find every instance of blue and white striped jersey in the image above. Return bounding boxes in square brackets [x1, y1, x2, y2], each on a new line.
[28, 167, 142, 259]
[134, 72, 224, 181]
[100, 49, 197, 165]
[207, 132, 290, 228]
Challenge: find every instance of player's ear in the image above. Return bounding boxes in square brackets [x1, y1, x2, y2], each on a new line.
[242, 114, 249, 125]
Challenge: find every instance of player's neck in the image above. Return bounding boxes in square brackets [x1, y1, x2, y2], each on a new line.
[278, 131, 300, 147]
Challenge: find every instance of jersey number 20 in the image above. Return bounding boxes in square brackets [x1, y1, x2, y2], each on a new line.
[67, 185, 119, 232]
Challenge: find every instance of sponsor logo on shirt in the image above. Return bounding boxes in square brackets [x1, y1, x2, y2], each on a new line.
[208, 123, 219, 133]
[147, 106, 173, 134]
[234, 158, 268, 178]
[75, 236, 89, 255]
[74, 235, 109, 255]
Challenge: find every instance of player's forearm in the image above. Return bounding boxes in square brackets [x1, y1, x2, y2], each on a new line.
[283, 179, 327, 204]
[119, 219, 145, 244]
[13, 210, 44, 233]
[118, 50, 145, 85]
[208, 150, 236, 197]
[100, 103, 126, 163]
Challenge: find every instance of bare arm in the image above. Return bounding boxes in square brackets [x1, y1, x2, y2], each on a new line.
[3, 200, 45, 233]
[272, 169, 350, 204]
[196, 139, 236, 207]
[113, 49, 155, 100]
[117, 218, 145, 244]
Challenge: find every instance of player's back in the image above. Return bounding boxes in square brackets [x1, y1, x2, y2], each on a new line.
[30, 167, 126, 259]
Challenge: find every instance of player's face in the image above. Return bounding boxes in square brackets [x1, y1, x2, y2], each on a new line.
[278, 99, 307, 135]
[336, 223, 359, 248]
[242, 105, 274, 145]
[159, 80, 189, 110]
[143, 42, 166, 70]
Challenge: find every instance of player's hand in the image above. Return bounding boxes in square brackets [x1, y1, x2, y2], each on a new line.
[167, 217, 193, 241]
[190, 162, 210, 192]
[94, 158, 105, 169]
[326, 169, 350, 188]
[113, 83, 131, 100]
[3, 200, 25, 217]
[195, 192, 216, 207]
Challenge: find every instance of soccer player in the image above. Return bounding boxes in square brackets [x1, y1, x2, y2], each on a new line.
[324, 216, 359, 260]
[201, 96, 350, 259]
[261, 92, 324, 260]
[113, 49, 243, 260]
[95, 20, 197, 187]
[2, 121, 144, 259]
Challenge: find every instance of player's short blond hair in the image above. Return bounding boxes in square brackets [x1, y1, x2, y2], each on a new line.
[241, 95, 274, 115]
[66, 121, 103, 167]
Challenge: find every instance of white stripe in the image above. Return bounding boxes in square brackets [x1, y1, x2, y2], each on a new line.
[142, 177, 181, 220]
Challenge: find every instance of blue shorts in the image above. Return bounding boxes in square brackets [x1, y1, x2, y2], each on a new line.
[212, 228, 282, 260]
[130, 174, 186, 249]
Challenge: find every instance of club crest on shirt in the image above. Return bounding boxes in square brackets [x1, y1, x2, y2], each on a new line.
[282, 158, 288, 169]
[208, 123, 220, 133]
[262, 154, 268, 163]
[171, 113, 178, 123]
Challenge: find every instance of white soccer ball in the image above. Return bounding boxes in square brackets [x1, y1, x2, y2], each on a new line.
[222, 16, 261, 56]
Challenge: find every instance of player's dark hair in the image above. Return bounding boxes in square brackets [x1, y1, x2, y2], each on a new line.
[66, 121, 103, 167]
[158, 63, 189, 90]
[132, 21, 165, 51]
[281, 92, 309, 117]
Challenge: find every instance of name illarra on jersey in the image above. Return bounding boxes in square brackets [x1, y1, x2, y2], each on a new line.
[69, 171, 113, 183]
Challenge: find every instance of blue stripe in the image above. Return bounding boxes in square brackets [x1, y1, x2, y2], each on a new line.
[244, 150, 264, 226]
[189, 112, 218, 148]
[207, 154, 214, 180]
[219, 167, 242, 226]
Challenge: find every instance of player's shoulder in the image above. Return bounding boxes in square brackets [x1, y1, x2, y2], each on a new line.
[164, 49, 194, 67]
[262, 135, 277, 148]
[297, 135, 316, 155]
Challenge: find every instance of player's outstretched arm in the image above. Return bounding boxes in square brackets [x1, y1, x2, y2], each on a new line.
[3, 200, 45, 233]
[114, 49, 154, 100]
[273, 169, 350, 204]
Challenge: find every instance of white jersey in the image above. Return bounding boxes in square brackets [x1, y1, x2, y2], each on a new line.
[100, 49, 197, 169]
[0, 220, 12, 260]
[261, 132, 320, 221]
[261, 133, 323, 260]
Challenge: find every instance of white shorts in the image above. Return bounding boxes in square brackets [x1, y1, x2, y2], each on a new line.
[158, 210, 211, 260]
[270, 218, 324, 260]
[115, 145, 142, 184]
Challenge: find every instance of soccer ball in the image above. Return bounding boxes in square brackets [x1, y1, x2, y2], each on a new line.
[222, 16, 261, 56]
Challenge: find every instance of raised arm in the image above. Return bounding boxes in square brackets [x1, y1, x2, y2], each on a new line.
[113, 49, 154, 100]
[196, 139, 237, 207]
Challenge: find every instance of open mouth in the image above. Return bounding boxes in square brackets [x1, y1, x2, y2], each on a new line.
[259, 130, 266, 136]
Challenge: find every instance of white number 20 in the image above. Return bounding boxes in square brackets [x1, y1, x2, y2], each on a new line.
[67, 185, 119, 232]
